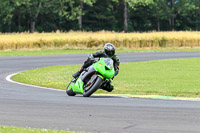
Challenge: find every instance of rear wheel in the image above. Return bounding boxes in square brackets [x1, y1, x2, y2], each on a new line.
[83, 76, 103, 97]
[66, 80, 76, 96]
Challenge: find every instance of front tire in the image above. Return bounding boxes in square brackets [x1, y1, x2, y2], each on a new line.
[66, 81, 76, 96]
[83, 76, 103, 97]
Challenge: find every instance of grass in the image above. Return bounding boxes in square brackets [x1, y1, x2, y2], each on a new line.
[0, 49, 96, 56]
[1, 31, 200, 51]
[0, 126, 78, 133]
[12, 58, 200, 98]
[1, 48, 200, 56]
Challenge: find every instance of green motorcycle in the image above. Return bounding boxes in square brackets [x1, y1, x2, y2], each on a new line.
[66, 58, 115, 97]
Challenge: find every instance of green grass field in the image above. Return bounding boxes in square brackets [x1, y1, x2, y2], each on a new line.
[0, 126, 77, 133]
[12, 58, 200, 98]
[1, 48, 200, 56]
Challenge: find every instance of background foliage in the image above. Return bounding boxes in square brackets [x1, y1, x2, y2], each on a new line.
[0, 0, 200, 33]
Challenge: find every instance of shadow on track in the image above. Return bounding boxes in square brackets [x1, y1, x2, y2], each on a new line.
[69, 95, 123, 98]
[90, 95, 123, 98]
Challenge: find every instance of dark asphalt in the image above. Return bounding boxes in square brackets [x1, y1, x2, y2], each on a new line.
[1, 51, 200, 133]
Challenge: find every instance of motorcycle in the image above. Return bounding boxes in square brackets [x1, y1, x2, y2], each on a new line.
[66, 57, 115, 97]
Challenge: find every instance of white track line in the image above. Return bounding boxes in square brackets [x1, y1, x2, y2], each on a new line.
[6, 72, 200, 101]
[5, 72, 127, 98]
[6, 72, 65, 92]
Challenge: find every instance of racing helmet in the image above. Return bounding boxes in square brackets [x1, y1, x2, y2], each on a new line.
[104, 43, 115, 57]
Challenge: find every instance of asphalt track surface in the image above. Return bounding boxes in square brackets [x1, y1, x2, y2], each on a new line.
[1, 51, 200, 133]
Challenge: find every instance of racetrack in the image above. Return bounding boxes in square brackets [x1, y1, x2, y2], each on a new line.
[1, 51, 200, 133]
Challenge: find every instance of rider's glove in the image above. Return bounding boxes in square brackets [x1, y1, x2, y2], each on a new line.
[88, 54, 94, 59]
[88, 54, 96, 63]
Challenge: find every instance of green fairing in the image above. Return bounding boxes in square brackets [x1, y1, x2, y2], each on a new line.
[70, 58, 115, 95]
[72, 77, 84, 94]
[93, 58, 115, 79]
[68, 82, 74, 90]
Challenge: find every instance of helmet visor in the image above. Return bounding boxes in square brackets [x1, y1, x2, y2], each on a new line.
[105, 50, 115, 57]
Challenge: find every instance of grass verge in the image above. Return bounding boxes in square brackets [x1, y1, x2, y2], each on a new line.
[12, 58, 200, 98]
[0, 126, 77, 133]
[1, 48, 200, 56]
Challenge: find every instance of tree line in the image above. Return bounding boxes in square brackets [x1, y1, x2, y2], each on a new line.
[0, 0, 200, 33]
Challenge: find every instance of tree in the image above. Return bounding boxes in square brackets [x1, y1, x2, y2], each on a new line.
[83, 0, 117, 31]
[79, 0, 84, 30]
[168, 0, 176, 30]
[78, 0, 96, 30]
[0, 0, 23, 32]
[150, 0, 170, 31]
[194, 0, 200, 30]
[192, 0, 200, 30]
[123, 0, 128, 32]
[122, 0, 153, 32]
[177, 0, 199, 30]
[29, 0, 42, 33]
[25, 0, 89, 32]
[1, 0, 200, 32]
[169, 0, 198, 30]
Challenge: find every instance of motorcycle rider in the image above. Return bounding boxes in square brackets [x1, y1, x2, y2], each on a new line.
[72, 43, 120, 92]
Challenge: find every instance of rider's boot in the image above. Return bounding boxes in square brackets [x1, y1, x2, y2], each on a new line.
[101, 80, 114, 92]
[72, 68, 83, 78]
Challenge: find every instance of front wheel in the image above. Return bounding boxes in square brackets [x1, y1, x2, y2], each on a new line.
[66, 80, 76, 96]
[83, 76, 103, 97]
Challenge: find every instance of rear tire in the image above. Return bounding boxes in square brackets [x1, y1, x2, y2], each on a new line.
[66, 81, 76, 96]
[83, 76, 103, 97]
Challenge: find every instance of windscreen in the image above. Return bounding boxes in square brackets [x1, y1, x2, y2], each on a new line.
[103, 58, 113, 69]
